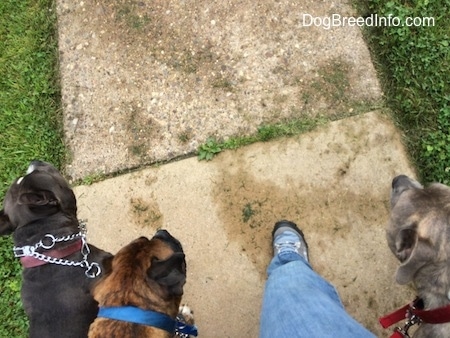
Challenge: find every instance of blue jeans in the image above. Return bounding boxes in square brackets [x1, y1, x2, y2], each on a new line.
[259, 252, 376, 338]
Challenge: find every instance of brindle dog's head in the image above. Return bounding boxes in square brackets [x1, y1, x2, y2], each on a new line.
[387, 175, 450, 286]
[89, 230, 186, 338]
[0, 160, 78, 241]
[388, 175, 450, 336]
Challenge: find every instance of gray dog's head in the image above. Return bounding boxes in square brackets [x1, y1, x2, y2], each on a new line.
[0, 160, 77, 235]
[387, 175, 450, 285]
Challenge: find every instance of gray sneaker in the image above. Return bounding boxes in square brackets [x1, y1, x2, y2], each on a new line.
[272, 220, 309, 262]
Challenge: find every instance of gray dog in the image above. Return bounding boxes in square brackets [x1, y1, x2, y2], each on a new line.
[387, 175, 450, 337]
[0, 161, 112, 338]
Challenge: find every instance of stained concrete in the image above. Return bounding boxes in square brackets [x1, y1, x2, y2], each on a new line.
[56, 0, 382, 181]
[74, 112, 416, 337]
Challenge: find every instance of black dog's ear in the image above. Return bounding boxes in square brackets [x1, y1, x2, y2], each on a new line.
[18, 191, 58, 206]
[147, 253, 186, 296]
[0, 210, 15, 235]
[101, 255, 114, 276]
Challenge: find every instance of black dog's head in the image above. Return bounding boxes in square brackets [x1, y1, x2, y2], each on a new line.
[0, 160, 77, 236]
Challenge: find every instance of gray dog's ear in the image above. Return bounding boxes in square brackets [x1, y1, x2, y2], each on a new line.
[0, 210, 15, 235]
[147, 252, 186, 296]
[18, 191, 58, 206]
[395, 228, 435, 284]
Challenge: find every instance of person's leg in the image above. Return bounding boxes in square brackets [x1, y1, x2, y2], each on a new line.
[259, 221, 375, 338]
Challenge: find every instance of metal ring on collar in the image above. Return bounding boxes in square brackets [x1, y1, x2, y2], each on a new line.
[40, 234, 56, 249]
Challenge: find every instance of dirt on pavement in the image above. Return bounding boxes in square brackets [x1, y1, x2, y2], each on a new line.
[74, 112, 417, 337]
[56, 0, 381, 181]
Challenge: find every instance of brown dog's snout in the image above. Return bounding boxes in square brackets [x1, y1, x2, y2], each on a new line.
[154, 229, 184, 253]
[155, 229, 171, 239]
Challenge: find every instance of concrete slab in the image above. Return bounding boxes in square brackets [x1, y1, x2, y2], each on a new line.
[56, 0, 382, 180]
[74, 111, 416, 337]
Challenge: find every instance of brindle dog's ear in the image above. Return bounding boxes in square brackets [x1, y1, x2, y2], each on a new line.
[147, 252, 186, 296]
[395, 228, 435, 284]
[0, 210, 15, 235]
[18, 191, 58, 206]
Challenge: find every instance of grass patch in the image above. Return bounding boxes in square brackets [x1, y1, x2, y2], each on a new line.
[0, 0, 65, 335]
[361, 0, 450, 183]
[198, 117, 326, 161]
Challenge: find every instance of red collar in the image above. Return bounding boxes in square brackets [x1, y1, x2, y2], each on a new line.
[380, 297, 450, 337]
[20, 240, 83, 268]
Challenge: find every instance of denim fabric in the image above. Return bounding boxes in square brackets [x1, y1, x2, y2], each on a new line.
[259, 252, 376, 338]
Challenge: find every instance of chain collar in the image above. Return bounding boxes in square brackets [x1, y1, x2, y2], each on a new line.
[13, 220, 101, 278]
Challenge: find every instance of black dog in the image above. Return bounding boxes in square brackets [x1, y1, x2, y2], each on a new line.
[0, 161, 111, 338]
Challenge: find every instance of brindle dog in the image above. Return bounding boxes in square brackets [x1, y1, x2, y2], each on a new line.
[89, 230, 188, 338]
[0, 161, 111, 338]
[388, 175, 450, 337]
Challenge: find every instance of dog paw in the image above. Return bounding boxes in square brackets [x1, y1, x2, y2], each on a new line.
[177, 304, 195, 326]
[175, 304, 198, 337]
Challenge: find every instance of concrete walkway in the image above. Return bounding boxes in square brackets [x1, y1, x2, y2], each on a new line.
[56, 1, 417, 336]
[74, 112, 416, 337]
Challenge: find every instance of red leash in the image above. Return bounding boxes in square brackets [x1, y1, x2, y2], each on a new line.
[380, 298, 450, 337]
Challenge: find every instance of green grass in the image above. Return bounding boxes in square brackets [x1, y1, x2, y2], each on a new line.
[198, 117, 326, 160]
[361, 0, 450, 183]
[0, 0, 65, 335]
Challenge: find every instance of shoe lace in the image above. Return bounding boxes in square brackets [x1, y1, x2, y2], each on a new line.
[274, 241, 301, 253]
[274, 241, 308, 259]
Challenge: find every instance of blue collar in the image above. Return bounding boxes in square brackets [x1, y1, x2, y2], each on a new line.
[98, 306, 198, 336]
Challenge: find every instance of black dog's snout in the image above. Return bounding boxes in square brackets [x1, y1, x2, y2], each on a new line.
[30, 160, 45, 166]
[26, 160, 45, 175]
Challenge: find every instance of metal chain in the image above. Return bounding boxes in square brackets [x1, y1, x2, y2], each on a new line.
[175, 313, 198, 337]
[28, 251, 85, 268]
[13, 220, 101, 278]
[175, 327, 191, 338]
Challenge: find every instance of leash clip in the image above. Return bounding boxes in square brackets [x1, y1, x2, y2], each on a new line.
[393, 308, 422, 338]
